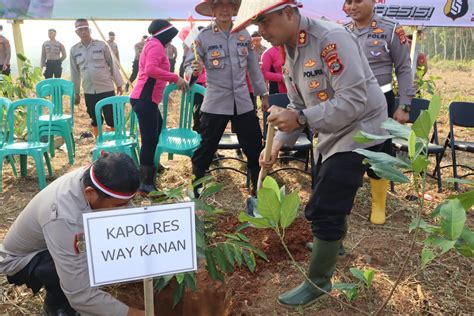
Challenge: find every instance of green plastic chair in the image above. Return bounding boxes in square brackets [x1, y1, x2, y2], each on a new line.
[36, 78, 75, 165]
[153, 84, 204, 167]
[0, 98, 54, 192]
[92, 96, 139, 165]
[0, 97, 17, 178]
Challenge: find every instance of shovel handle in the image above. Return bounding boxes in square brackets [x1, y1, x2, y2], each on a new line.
[257, 123, 275, 190]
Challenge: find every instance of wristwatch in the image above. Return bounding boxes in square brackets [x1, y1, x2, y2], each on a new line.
[398, 104, 411, 112]
[297, 110, 307, 126]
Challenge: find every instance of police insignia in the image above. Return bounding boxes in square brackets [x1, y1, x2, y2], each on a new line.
[282, 67, 289, 75]
[444, 0, 469, 20]
[317, 91, 329, 101]
[212, 59, 220, 67]
[395, 26, 407, 44]
[298, 30, 307, 46]
[372, 40, 380, 45]
[371, 21, 377, 28]
[326, 54, 344, 75]
[73, 233, 86, 254]
[321, 44, 337, 59]
[304, 59, 317, 68]
[370, 51, 382, 57]
[239, 35, 246, 42]
[373, 28, 384, 34]
[309, 80, 320, 89]
[213, 26, 219, 33]
[211, 51, 221, 58]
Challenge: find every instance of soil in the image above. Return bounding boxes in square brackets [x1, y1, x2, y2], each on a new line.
[1, 65, 473, 315]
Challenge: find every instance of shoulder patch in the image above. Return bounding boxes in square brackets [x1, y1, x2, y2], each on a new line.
[325, 54, 344, 75]
[395, 26, 407, 44]
[321, 44, 337, 59]
[73, 233, 86, 254]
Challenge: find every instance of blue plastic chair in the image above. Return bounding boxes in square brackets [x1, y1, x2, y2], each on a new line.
[0, 97, 17, 179]
[153, 84, 204, 167]
[92, 96, 139, 165]
[36, 78, 75, 165]
[0, 98, 54, 191]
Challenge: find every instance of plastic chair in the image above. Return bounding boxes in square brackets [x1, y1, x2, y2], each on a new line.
[391, 98, 444, 192]
[92, 96, 139, 165]
[36, 78, 75, 165]
[0, 98, 54, 191]
[439, 101, 474, 190]
[0, 97, 17, 178]
[263, 93, 315, 188]
[153, 84, 203, 167]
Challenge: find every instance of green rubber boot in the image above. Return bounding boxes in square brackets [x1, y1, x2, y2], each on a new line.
[278, 238, 341, 308]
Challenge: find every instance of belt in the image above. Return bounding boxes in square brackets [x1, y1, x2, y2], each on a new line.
[380, 83, 393, 94]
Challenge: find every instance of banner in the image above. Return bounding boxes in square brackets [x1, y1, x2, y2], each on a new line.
[1, 0, 473, 27]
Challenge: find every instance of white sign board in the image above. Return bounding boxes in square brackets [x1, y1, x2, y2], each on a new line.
[83, 202, 197, 287]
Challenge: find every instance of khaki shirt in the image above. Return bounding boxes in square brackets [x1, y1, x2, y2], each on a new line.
[275, 17, 388, 162]
[0, 168, 129, 316]
[345, 14, 415, 105]
[0, 35, 11, 66]
[41, 40, 67, 67]
[184, 22, 267, 115]
[134, 41, 145, 61]
[70, 39, 124, 94]
[107, 40, 120, 61]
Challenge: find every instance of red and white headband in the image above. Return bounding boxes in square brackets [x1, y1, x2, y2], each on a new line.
[151, 25, 174, 36]
[90, 165, 136, 199]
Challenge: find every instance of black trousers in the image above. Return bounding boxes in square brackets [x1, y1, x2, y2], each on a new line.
[131, 98, 163, 166]
[306, 144, 383, 241]
[169, 58, 176, 73]
[192, 110, 263, 177]
[44, 60, 62, 78]
[129, 59, 139, 84]
[84, 91, 115, 127]
[0, 64, 11, 76]
[7, 250, 73, 309]
[192, 92, 204, 132]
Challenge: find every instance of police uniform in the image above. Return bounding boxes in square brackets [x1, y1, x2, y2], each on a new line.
[184, 22, 268, 190]
[107, 39, 120, 61]
[0, 34, 11, 76]
[41, 40, 67, 78]
[0, 168, 129, 315]
[166, 43, 177, 73]
[70, 39, 124, 127]
[129, 40, 145, 85]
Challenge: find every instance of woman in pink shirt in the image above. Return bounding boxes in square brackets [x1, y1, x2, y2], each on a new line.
[260, 46, 287, 95]
[131, 19, 187, 195]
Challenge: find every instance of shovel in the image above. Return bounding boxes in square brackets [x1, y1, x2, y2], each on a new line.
[246, 122, 275, 217]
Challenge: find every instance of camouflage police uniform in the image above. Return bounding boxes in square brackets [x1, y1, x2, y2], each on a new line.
[41, 39, 67, 78]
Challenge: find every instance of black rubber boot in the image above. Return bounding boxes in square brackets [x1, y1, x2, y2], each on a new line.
[192, 168, 206, 198]
[138, 165, 156, 195]
[278, 238, 341, 308]
[42, 303, 79, 316]
[249, 166, 260, 197]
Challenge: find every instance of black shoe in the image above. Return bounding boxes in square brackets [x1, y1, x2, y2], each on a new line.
[42, 303, 79, 316]
[138, 165, 156, 195]
[79, 131, 93, 139]
[125, 83, 130, 93]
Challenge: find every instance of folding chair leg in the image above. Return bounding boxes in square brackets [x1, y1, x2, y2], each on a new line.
[20, 154, 27, 177]
[8, 155, 17, 177]
[33, 153, 47, 190]
[71, 132, 76, 156]
[65, 133, 75, 165]
[390, 181, 395, 193]
[0, 153, 4, 192]
[450, 142, 459, 191]
[435, 153, 442, 193]
[49, 135, 56, 158]
[44, 152, 53, 177]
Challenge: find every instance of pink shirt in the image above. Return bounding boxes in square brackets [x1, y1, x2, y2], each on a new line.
[261, 46, 287, 94]
[131, 38, 179, 105]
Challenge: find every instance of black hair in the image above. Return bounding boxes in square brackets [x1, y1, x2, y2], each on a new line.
[75, 18, 88, 25]
[82, 152, 140, 199]
[142, 35, 148, 39]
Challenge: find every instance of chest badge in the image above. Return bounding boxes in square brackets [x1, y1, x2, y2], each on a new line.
[212, 59, 221, 67]
[304, 59, 317, 68]
[309, 80, 320, 89]
[73, 233, 86, 254]
[371, 21, 377, 28]
[239, 35, 246, 42]
[372, 40, 380, 46]
[372, 28, 384, 34]
[370, 51, 382, 57]
[211, 51, 221, 58]
[298, 30, 307, 46]
[317, 91, 329, 101]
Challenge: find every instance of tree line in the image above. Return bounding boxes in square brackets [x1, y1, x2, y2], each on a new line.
[419, 27, 474, 62]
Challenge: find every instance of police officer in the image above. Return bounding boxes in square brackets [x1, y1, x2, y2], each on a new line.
[233, 0, 387, 307]
[0, 153, 145, 316]
[251, 31, 268, 63]
[344, 0, 415, 225]
[185, 0, 269, 196]
[0, 25, 11, 76]
[107, 31, 120, 62]
[41, 29, 67, 78]
[71, 19, 124, 137]
[125, 35, 147, 92]
[166, 42, 178, 73]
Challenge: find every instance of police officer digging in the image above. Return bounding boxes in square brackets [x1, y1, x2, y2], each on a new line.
[345, 0, 415, 225]
[71, 19, 124, 138]
[185, 0, 269, 196]
[233, 0, 387, 308]
[0, 153, 145, 316]
[41, 29, 67, 78]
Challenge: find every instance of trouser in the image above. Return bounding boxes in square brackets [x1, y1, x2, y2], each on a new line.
[368, 90, 395, 179]
[306, 144, 383, 241]
[129, 59, 139, 84]
[192, 110, 263, 178]
[192, 92, 204, 132]
[44, 60, 62, 78]
[84, 91, 115, 127]
[0, 64, 11, 76]
[6, 250, 72, 309]
[169, 58, 176, 73]
[131, 98, 162, 166]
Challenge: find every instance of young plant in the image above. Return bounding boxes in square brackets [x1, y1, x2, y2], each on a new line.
[149, 175, 268, 307]
[333, 268, 375, 302]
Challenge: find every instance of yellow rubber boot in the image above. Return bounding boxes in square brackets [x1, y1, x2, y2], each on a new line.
[370, 178, 389, 225]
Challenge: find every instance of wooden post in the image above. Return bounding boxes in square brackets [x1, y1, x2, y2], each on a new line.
[141, 200, 155, 316]
[11, 20, 25, 70]
[409, 27, 419, 81]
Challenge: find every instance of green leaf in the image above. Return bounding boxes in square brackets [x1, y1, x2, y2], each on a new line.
[205, 249, 224, 282]
[455, 243, 473, 258]
[175, 273, 185, 284]
[257, 187, 281, 225]
[425, 236, 456, 255]
[172, 282, 185, 307]
[413, 110, 432, 141]
[363, 269, 375, 288]
[448, 190, 474, 211]
[459, 227, 474, 252]
[411, 156, 430, 174]
[184, 273, 197, 291]
[349, 268, 365, 283]
[381, 118, 412, 139]
[200, 182, 224, 199]
[280, 190, 300, 229]
[242, 250, 256, 273]
[408, 130, 416, 159]
[354, 148, 411, 169]
[438, 199, 467, 240]
[369, 163, 411, 183]
[262, 176, 281, 201]
[232, 244, 243, 267]
[428, 95, 441, 126]
[238, 212, 273, 229]
[213, 246, 232, 273]
[353, 130, 395, 144]
[229, 240, 268, 261]
[236, 233, 250, 242]
[333, 283, 359, 302]
[421, 248, 436, 268]
[222, 243, 235, 266]
[409, 218, 441, 234]
[192, 175, 214, 187]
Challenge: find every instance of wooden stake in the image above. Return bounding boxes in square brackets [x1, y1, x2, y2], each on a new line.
[257, 123, 275, 190]
[11, 20, 25, 70]
[141, 200, 154, 316]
